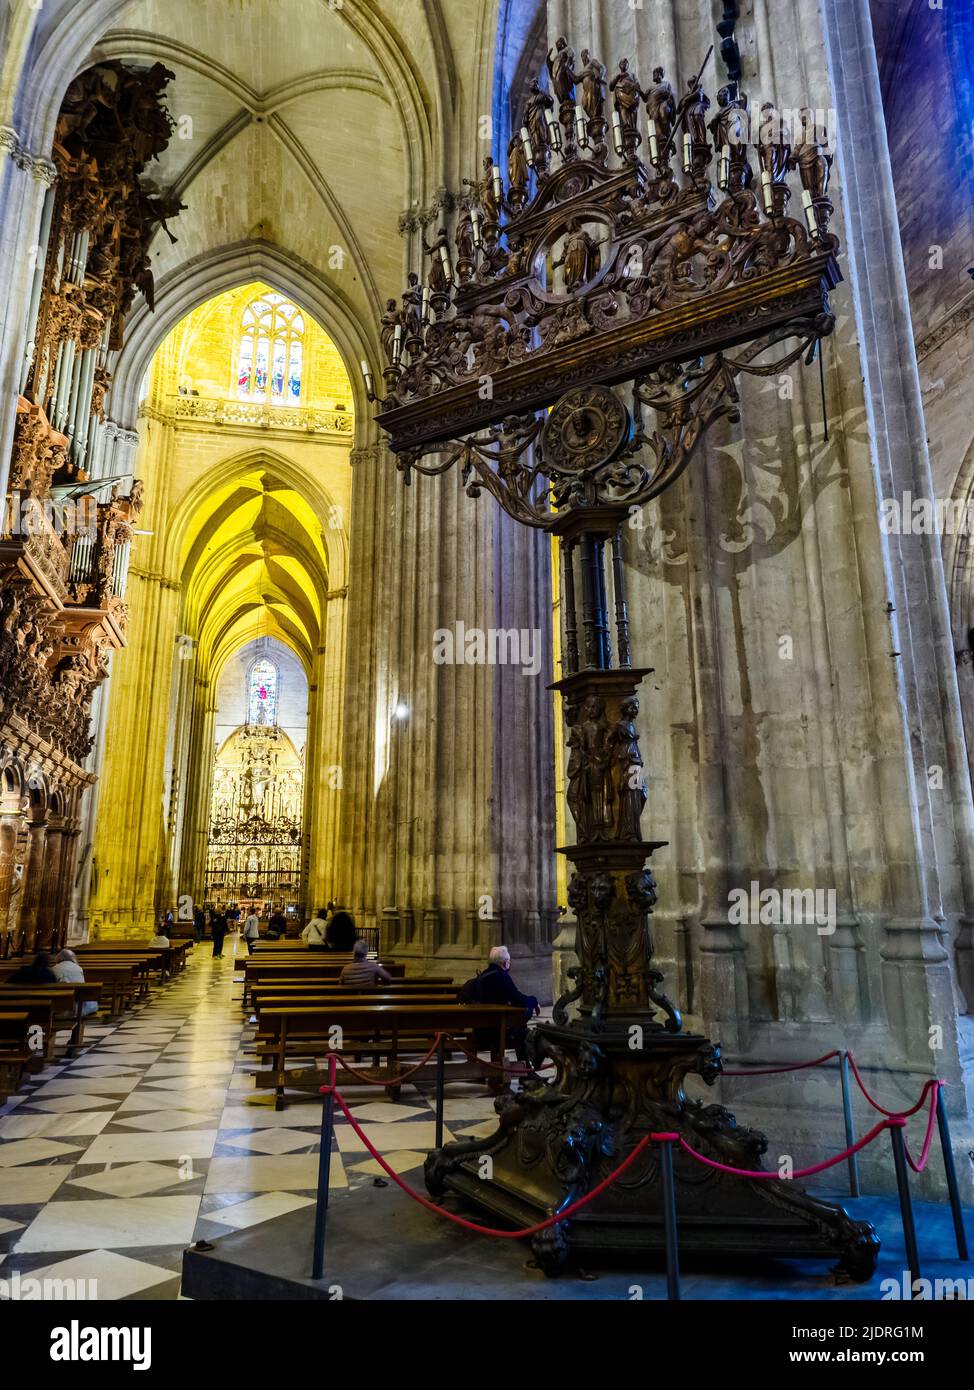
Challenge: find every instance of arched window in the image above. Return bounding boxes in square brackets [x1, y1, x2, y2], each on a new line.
[236, 293, 304, 404]
[248, 658, 279, 726]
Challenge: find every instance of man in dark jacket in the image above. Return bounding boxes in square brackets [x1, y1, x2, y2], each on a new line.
[459, 946, 539, 1060]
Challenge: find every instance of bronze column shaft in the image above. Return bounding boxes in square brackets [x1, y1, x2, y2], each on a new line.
[579, 533, 610, 670]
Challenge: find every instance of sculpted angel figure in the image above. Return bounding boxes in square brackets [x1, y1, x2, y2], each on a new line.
[609, 57, 642, 134]
[757, 101, 792, 184]
[675, 74, 711, 146]
[461, 155, 499, 223]
[524, 79, 555, 156]
[553, 220, 601, 291]
[611, 697, 646, 841]
[644, 67, 677, 156]
[576, 49, 606, 123]
[422, 226, 451, 293]
[401, 271, 423, 338]
[379, 297, 401, 362]
[547, 36, 576, 104]
[507, 133, 528, 195]
[793, 107, 833, 199]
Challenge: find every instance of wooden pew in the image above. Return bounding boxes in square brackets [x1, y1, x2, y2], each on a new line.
[0, 996, 56, 1058]
[77, 963, 140, 1016]
[77, 941, 188, 980]
[0, 1010, 34, 1100]
[254, 1002, 525, 1108]
[241, 960, 404, 1007]
[245, 978, 455, 1010]
[0, 983, 102, 1052]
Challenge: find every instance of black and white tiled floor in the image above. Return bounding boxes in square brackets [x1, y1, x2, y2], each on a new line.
[0, 943, 498, 1299]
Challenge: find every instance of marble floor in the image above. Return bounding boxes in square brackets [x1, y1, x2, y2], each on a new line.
[0, 941, 496, 1300]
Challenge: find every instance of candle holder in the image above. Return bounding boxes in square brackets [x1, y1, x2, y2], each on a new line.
[371, 34, 867, 1282]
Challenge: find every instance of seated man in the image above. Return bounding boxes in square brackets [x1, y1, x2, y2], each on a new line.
[459, 946, 539, 1061]
[339, 940, 392, 987]
[7, 951, 56, 984]
[148, 922, 170, 948]
[52, 949, 98, 1016]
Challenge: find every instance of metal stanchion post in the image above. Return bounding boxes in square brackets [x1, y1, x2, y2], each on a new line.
[311, 1055, 337, 1280]
[435, 1033, 445, 1150]
[888, 1119, 921, 1292]
[652, 1132, 681, 1301]
[839, 1051, 861, 1198]
[935, 1085, 969, 1260]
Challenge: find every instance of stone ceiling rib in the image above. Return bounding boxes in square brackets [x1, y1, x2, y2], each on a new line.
[98, 30, 261, 109]
[267, 113, 383, 320]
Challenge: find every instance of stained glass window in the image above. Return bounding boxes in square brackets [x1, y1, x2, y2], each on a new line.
[237, 293, 304, 404]
[248, 658, 278, 726]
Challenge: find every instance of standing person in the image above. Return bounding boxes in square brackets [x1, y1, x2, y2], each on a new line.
[301, 907, 328, 947]
[210, 905, 227, 959]
[266, 905, 287, 939]
[193, 904, 205, 944]
[243, 907, 260, 953]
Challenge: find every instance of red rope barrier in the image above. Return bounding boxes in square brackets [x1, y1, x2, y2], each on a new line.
[675, 1118, 893, 1180]
[325, 1033, 445, 1086]
[845, 1055, 939, 1120]
[721, 1049, 840, 1077]
[902, 1084, 941, 1175]
[325, 1085, 652, 1238]
[297, 1031, 551, 1089]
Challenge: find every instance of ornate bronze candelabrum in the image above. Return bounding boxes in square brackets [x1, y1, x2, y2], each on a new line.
[365, 41, 878, 1278]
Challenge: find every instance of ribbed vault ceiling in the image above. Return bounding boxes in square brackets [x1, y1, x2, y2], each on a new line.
[85, 0, 494, 344]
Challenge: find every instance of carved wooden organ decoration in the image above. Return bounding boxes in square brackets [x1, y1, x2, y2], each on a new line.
[0, 63, 181, 954]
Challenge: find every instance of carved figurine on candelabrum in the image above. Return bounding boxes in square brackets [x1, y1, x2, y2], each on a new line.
[364, 32, 878, 1280]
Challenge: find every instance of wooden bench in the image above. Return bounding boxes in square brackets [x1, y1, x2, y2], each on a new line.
[245, 978, 455, 1012]
[254, 1002, 525, 1108]
[77, 941, 189, 980]
[0, 1010, 33, 1101]
[241, 960, 404, 1007]
[76, 963, 140, 1016]
[0, 984, 102, 1045]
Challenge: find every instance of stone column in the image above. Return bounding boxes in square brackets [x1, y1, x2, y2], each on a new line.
[338, 440, 558, 988]
[305, 584, 348, 911]
[90, 568, 181, 936]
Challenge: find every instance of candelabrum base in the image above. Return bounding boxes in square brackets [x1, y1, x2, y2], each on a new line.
[424, 1022, 880, 1280]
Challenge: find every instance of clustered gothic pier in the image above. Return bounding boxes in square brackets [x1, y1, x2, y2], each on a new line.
[0, 62, 181, 957]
